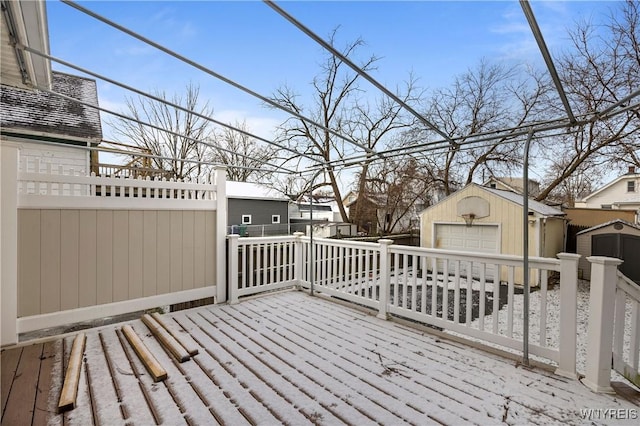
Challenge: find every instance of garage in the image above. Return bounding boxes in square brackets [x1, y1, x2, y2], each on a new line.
[419, 183, 567, 286]
[434, 223, 499, 254]
[434, 223, 499, 279]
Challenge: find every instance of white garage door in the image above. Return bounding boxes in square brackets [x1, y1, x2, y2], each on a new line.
[434, 224, 499, 280]
[435, 224, 499, 254]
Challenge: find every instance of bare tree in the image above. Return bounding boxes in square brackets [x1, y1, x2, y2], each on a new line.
[353, 157, 434, 235]
[414, 60, 553, 195]
[269, 29, 420, 221]
[534, 0, 640, 201]
[108, 83, 216, 180]
[211, 120, 279, 182]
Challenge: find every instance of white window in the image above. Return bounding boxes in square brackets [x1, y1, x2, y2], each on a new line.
[628, 181, 636, 192]
[242, 215, 252, 224]
[272, 215, 281, 224]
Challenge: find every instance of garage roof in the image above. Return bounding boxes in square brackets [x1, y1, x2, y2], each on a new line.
[483, 187, 565, 217]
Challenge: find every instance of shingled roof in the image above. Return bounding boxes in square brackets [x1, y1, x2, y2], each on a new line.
[1, 71, 102, 142]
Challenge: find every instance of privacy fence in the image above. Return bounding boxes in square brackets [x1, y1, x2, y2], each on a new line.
[0, 144, 227, 345]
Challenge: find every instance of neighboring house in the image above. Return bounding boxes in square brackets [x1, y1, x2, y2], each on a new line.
[309, 222, 357, 238]
[226, 181, 291, 236]
[1, 68, 102, 172]
[347, 193, 423, 235]
[419, 183, 566, 285]
[483, 176, 541, 197]
[575, 167, 640, 211]
[576, 219, 640, 284]
[2, 1, 102, 173]
[290, 203, 335, 222]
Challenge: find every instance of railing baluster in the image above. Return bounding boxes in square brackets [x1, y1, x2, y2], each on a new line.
[453, 260, 460, 323]
[492, 264, 500, 334]
[539, 269, 548, 346]
[507, 266, 515, 338]
[431, 258, 438, 317]
[441, 259, 449, 320]
[465, 261, 473, 326]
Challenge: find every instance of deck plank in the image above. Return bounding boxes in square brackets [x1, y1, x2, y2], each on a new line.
[2, 344, 43, 426]
[32, 341, 62, 426]
[2, 290, 638, 426]
[1, 346, 23, 416]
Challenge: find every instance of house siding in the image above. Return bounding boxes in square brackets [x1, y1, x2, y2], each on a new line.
[17, 209, 216, 317]
[228, 198, 289, 226]
[19, 140, 89, 175]
[576, 174, 640, 210]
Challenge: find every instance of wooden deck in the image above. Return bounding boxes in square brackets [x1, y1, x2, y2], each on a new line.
[2, 290, 638, 425]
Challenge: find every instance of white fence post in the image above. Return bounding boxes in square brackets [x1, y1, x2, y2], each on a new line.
[228, 234, 240, 304]
[215, 167, 227, 304]
[583, 256, 623, 393]
[1, 143, 20, 346]
[377, 239, 393, 320]
[556, 252, 580, 378]
[293, 232, 305, 288]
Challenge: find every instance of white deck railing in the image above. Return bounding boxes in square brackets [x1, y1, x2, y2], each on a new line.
[228, 234, 581, 377]
[584, 257, 640, 392]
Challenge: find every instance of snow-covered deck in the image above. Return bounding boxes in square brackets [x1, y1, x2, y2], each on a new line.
[2, 290, 638, 425]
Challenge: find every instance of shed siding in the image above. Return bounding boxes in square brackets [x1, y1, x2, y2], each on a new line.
[576, 223, 640, 280]
[17, 209, 216, 317]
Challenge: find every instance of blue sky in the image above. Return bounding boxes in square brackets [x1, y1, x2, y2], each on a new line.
[45, 0, 620, 142]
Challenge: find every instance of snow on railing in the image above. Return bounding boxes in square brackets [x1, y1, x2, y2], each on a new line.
[228, 234, 298, 301]
[228, 234, 581, 374]
[584, 257, 640, 392]
[613, 272, 640, 388]
[17, 158, 217, 209]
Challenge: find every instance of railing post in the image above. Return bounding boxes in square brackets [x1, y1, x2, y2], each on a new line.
[377, 239, 393, 320]
[215, 166, 227, 304]
[582, 256, 623, 393]
[293, 232, 305, 289]
[556, 253, 581, 378]
[228, 234, 240, 304]
[1, 142, 20, 346]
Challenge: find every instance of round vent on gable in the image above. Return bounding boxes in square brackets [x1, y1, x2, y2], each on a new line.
[613, 223, 624, 230]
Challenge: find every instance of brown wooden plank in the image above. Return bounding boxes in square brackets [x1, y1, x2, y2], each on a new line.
[1, 347, 23, 415]
[58, 334, 86, 412]
[150, 312, 199, 356]
[33, 341, 61, 425]
[2, 344, 44, 425]
[121, 325, 167, 382]
[141, 314, 190, 363]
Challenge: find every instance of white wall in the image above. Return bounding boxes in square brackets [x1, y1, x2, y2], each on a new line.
[20, 141, 89, 173]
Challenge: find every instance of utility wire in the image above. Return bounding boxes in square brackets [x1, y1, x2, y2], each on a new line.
[21, 45, 318, 164]
[264, 0, 458, 148]
[60, 0, 376, 155]
[33, 85, 297, 174]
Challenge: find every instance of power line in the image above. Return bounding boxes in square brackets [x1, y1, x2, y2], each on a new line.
[60, 0, 376, 155]
[21, 45, 319, 164]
